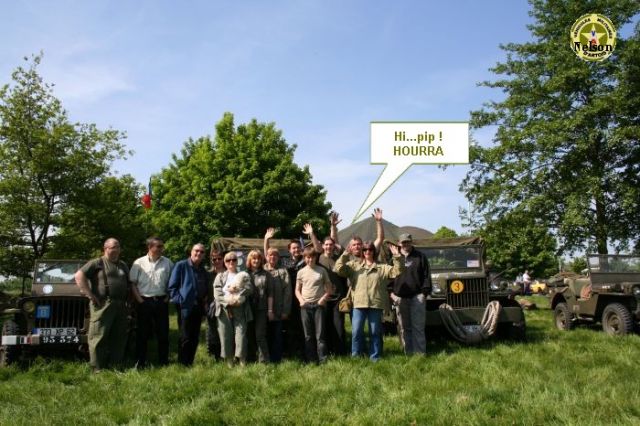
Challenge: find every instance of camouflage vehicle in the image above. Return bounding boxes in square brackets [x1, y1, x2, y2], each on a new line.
[412, 237, 526, 343]
[549, 254, 640, 336]
[0, 260, 89, 366]
[211, 237, 294, 271]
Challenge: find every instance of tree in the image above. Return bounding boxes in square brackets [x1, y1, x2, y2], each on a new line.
[0, 54, 127, 277]
[150, 112, 332, 258]
[432, 226, 459, 239]
[462, 1, 640, 255]
[49, 175, 148, 264]
[566, 256, 587, 274]
[478, 209, 558, 279]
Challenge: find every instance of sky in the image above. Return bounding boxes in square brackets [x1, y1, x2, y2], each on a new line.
[1, 1, 622, 236]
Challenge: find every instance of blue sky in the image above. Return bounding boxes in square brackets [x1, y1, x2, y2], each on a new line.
[2, 1, 618, 235]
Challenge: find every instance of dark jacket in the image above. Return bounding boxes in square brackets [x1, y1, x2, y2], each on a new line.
[168, 259, 210, 317]
[388, 247, 431, 297]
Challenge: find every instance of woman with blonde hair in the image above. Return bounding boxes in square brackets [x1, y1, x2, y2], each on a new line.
[214, 251, 253, 366]
[246, 249, 274, 363]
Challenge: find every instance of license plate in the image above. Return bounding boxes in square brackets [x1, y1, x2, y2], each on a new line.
[40, 335, 81, 344]
[37, 327, 77, 337]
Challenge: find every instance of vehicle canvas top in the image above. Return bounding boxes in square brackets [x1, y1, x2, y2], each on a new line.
[411, 236, 483, 247]
[212, 237, 303, 271]
[31, 260, 85, 297]
[213, 237, 296, 252]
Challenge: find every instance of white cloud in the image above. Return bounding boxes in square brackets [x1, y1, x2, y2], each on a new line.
[47, 61, 135, 104]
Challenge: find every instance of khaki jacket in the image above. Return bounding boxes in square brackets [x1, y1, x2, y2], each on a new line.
[334, 252, 405, 310]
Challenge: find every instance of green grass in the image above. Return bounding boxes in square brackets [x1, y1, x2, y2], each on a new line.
[1, 295, 640, 425]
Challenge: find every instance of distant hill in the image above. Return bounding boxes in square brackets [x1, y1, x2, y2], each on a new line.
[398, 226, 433, 240]
[336, 217, 432, 247]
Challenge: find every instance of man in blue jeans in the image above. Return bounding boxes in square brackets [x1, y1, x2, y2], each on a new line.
[389, 234, 431, 355]
[295, 247, 333, 363]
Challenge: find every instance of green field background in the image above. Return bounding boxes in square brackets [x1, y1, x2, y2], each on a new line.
[1, 295, 639, 425]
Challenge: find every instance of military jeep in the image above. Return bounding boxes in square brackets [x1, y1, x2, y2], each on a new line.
[0, 260, 89, 366]
[412, 237, 526, 343]
[549, 254, 640, 336]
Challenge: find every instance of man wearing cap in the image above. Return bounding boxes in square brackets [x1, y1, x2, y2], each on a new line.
[388, 233, 431, 355]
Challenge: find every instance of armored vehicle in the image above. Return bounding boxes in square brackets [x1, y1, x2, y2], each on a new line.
[549, 254, 640, 336]
[412, 237, 526, 344]
[0, 260, 89, 366]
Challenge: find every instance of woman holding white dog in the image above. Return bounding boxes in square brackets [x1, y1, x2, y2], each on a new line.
[214, 252, 254, 366]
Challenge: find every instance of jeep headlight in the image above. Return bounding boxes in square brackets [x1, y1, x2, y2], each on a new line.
[633, 287, 640, 297]
[431, 283, 442, 295]
[23, 301, 36, 313]
[490, 281, 500, 291]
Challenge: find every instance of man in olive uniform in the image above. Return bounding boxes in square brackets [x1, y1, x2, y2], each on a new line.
[75, 238, 131, 371]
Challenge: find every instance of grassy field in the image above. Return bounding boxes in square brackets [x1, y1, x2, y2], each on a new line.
[1, 295, 639, 425]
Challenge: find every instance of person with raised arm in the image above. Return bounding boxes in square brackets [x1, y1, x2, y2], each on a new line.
[334, 240, 404, 361]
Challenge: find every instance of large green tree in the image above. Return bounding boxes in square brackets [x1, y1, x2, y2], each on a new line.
[49, 175, 148, 264]
[0, 54, 128, 277]
[150, 112, 332, 258]
[479, 209, 558, 279]
[463, 0, 640, 255]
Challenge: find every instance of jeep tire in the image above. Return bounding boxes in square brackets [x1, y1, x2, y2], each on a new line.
[507, 317, 526, 341]
[602, 303, 633, 336]
[554, 303, 575, 331]
[0, 319, 21, 367]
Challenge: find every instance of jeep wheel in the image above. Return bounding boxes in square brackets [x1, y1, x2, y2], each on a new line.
[0, 319, 21, 367]
[554, 303, 575, 331]
[507, 318, 526, 341]
[602, 303, 633, 336]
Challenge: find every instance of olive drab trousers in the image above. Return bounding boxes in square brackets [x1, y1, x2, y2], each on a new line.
[88, 299, 129, 369]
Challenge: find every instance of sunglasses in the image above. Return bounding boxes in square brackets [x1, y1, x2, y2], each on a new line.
[225, 258, 238, 263]
[212, 257, 223, 261]
[363, 247, 375, 252]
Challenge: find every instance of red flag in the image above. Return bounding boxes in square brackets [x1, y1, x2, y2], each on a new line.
[141, 180, 152, 209]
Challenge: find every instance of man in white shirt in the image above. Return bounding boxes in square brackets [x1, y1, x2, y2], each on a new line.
[129, 237, 173, 367]
[523, 270, 532, 296]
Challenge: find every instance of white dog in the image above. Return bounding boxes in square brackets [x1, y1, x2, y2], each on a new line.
[223, 271, 250, 306]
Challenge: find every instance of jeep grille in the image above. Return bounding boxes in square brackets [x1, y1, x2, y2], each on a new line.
[446, 278, 489, 308]
[33, 298, 88, 329]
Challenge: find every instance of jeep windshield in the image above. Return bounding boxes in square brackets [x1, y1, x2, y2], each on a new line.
[35, 261, 84, 284]
[587, 255, 640, 274]
[417, 246, 482, 271]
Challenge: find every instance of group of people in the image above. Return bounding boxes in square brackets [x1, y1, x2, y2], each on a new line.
[74, 209, 432, 371]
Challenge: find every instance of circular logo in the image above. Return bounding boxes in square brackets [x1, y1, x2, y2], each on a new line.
[450, 280, 464, 294]
[571, 13, 616, 62]
[43, 284, 53, 294]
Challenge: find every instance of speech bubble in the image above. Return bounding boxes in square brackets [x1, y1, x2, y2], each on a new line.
[352, 121, 469, 223]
